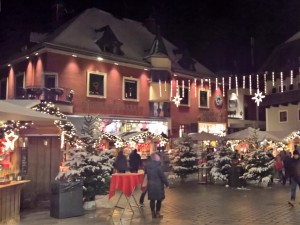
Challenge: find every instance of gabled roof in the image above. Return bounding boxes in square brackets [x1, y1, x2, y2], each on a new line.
[40, 8, 213, 77]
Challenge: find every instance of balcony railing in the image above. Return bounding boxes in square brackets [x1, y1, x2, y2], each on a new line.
[15, 86, 74, 104]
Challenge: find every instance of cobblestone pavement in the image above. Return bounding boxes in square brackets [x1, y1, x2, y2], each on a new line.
[20, 181, 300, 225]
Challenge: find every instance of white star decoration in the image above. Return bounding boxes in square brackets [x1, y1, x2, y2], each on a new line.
[172, 93, 182, 107]
[252, 89, 265, 106]
[3, 131, 19, 151]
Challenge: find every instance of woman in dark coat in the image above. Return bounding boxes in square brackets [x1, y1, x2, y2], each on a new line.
[114, 150, 128, 173]
[146, 153, 169, 219]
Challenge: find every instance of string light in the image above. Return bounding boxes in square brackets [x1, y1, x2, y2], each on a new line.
[208, 79, 211, 96]
[229, 77, 231, 90]
[243, 76, 245, 89]
[264, 73, 267, 94]
[182, 80, 185, 97]
[272, 72, 275, 87]
[164, 80, 167, 92]
[188, 80, 191, 92]
[291, 70, 293, 85]
[159, 79, 162, 97]
[201, 79, 204, 90]
[170, 80, 173, 98]
[249, 74, 252, 95]
[256, 74, 259, 91]
[194, 78, 197, 97]
[235, 75, 238, 96]
[222, 77, 225, 97]
[215, 77, 218, 90]
[280, 72, 283, 92]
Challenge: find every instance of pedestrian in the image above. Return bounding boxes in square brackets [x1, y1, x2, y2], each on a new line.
[139, 155, 151, 207]
[146, 153, 169, 219]
[113, 150, 128, 173]
[283, 151, 292, 185]
[288, 150, 300, 206]
[129, 149, 142, 173]
[274, 155, 284, 184]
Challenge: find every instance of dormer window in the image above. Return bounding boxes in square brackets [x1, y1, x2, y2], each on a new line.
[95, 26, 124, 56]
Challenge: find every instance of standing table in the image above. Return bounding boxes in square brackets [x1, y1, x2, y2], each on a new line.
[109, 173, 144, 220]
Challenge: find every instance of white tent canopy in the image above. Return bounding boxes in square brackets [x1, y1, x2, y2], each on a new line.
[0, 101, 63, 121]
[188, 132, 220, 141]
[225, 127, 280, 142]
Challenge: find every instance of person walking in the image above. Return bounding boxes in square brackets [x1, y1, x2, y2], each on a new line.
[139, 155, 151, 207]
[283, 151, 292, 185]
[129, 149, 142, 173]
[274, 155, 284, 184]
[146, 153, 169, 219]
[288, 150, 300, 206]
[113, 150, 128, 173]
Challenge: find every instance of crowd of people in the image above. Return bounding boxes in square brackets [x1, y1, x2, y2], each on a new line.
[113, 149, 169, 219]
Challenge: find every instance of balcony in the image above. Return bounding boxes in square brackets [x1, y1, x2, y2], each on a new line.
[15, 86, 74, 114]
[261, 89, 300, 108]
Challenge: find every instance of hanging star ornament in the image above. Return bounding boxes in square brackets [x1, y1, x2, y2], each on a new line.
[252, 89, 265, 106]
[3, 131, 19, 151]
[172, 93, 182, 107]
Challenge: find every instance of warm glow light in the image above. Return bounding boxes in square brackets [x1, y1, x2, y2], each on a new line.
[72, 54, 77, 57]
[8, 64, 11, 67]
[114, 62, 119, 65]
[215, 78, 218, 90]
[35, 52, 39, 56]
[144, 68, 148, 71]
[249, 74, 252, 95]
[235, 75, 238, 96]
[229, 77, 231, 90]
[272, 72, 275, 87]
[280, 72, 283, 92]
[26, 56, 29, 59]
[3, 131, 19, 151]
[243, 76, 245, 89]
[208, 79, 211, 96]
[291, 70, 293, 85]
[222, 77, 225, 97]
[201, 79, 204, 89]
[97, 57, 103, 61]
[264, 73, 267, 94]
[194, 78, 197, 97]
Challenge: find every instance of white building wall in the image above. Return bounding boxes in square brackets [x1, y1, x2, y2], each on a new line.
[266, 103, 300, 132]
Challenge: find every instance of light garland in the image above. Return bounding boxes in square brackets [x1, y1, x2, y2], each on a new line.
[170, 80, 173, 98]
[222, 77, 225, 97]
[291, 70, 293, 85]
[272, 72, 275, 87]
[165, 80, 167, 92]
[188, 80, 190, 92]
[235, 75, 238, 96]
[201, 79, 204, 90]
[249, 75, 252, 95]
[215, 77, 218, 90]
[182, 80, 185, 97]
[256, 74, 259, 91]
[243, 76, 245, 89]
[229, 76, 231, 90]
[264, 73, 267, 94]
[159, 79, 162, 97]
[209, 79, 211, 96]
[194, 78, 197, 97]
[280, 72, 283, 92]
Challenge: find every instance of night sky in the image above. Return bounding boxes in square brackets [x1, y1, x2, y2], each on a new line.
[1, 0, 300, 74]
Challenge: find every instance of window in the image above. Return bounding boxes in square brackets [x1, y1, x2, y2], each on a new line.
[0, 78, 7, 99]
[279, 111, 287, 122]
[179, 87, 189, 106]
[87, 71, 107, 98]
[123, 77, 139, 101]
[15, 72, 25, 98]
[44, 73, 58, 88]
[199, 90, 210, 108]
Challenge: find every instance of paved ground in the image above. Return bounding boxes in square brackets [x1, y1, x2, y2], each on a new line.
[19, 181, 300, 225]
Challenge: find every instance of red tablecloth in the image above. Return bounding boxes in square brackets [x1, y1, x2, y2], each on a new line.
[109, 173, 144, 199]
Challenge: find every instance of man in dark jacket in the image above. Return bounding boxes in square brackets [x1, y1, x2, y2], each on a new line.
[146, 153, 169, 219]
[288, 150, 300, 206]
[129, 149, 142, 173]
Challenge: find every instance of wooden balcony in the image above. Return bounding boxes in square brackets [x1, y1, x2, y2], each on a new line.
[261, 89, 300, 107]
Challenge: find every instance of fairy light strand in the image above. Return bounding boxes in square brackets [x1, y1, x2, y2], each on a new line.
[291, 70, 293, 85]
[188, 80, 191, 92]
[249, 74, 252, 95]
[256, 74, 259, 91]
[272, 72, 275, 87]
[264, 73, 267, 94]
[201, 79, 204, 90]
[182, 80, 185, 97]
[222, 77, 225, 97]
[229, 77, 231, 90]
[159, 79, 162, 97]
[235, 75, 238, 96]
[280, 72, 283, 92]
[209, 79, 211, 96]
[243, 76, 245, 89]
[194, 78, 197, 97]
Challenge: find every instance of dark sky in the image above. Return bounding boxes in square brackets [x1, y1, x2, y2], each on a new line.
[1, 0, 300, 74]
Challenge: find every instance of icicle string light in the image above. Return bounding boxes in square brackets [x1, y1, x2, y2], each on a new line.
[222, 77, 225, 97]
[176, 80, 179, 95]
[280, 72, 283, 92]
[201, 79, 204, 90]
[194, 78, 197, 97]
[272, 72, 275, 87]
[170, 80, 173, 98]
[188, 80, 191, 92]
[159, 79, 162, 97]
[209, 79, 211, 96]
[264, 73, 267, 94]
[243, 76, 245, 89]
[249, 75, 252, 95]
[235, 75, 238, 96]
[215, 78, 218, 90]
[291, 70, 293, 85]
[182, 80, 185, 97]
[164, 80, 167, 92]
[256, 74, 259, 90]
[229, 77, 231, 90]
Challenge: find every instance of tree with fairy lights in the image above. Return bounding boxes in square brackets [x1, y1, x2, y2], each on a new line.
[56, 115, 115, 202]
[169, 134, 199, 181]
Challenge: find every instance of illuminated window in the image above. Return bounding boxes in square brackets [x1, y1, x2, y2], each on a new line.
[199, 90, 210, 108]
[87, 71, 107, 98]
[123, 77, 139, 101]
[179, 86, 189, 106]
[279, 111, 287, 122]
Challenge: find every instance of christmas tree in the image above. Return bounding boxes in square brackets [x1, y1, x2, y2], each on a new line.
[169, 135, 199, 181]
[240, 150, 274, 184]
[210, 141, 233, 182]
[56, 115, 115, 201]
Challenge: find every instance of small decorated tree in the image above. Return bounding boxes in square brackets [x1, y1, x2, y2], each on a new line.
[240, 150, 274, 185]
[169, 135, 199, 181]
[210, 141, 232, 183]
[56, 115, 115, 202]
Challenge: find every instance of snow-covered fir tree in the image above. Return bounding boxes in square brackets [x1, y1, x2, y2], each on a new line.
[240, 150, 274, 184]
[210, 140, 233, 182]
[56, 115, 115, 201]
[169, 135, 199, 181]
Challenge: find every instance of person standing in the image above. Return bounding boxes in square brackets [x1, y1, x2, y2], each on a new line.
[129, 149, 142, 173]
[283, 151, 292, 185]
[113, 150, 128, 173]
[288, 150, 300, 206]
[274, 155, 284, 184]
[139, 155, 151, 207]
[146, 153, 169, 219]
